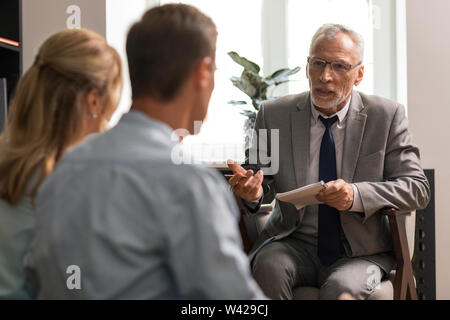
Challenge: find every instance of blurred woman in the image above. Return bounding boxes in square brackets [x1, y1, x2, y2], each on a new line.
[0, 28, 122, 299]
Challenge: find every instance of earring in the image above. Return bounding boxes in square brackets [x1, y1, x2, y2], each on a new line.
[89, 112, 98, 119]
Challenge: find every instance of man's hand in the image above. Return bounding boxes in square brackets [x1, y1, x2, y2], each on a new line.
[227, 160, 264, 202]
[316, 179, 354, 211]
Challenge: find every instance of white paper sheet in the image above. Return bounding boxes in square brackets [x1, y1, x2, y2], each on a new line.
[275, 181, 327, 210]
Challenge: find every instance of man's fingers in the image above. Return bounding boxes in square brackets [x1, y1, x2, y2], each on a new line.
[235, 173, 253, 190]
[318, 180, 346, 196]
[227, 159, 247, 175]
[252, 171, 264, 190]
[325, 201, 347, 211]
[236, 172, 258, 194]
[241, 180, 263, 200]
[320, 184, 340, 195]
[320, 192, 346, 202]
[316, 191, 342, 202]
[243, 170, 263, 188]
[242, 170, 254, 186]
[229, 173, 245, 187]
[229, 168, 264, 201]
[256, 170, 264, 182]
[244, 177, 259, 191]
[228, 174, 239, 186]
[239, 177, 254, 191]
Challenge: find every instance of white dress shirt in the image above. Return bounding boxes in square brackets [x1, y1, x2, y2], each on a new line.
[308, 97, 364, 212]
[292, 95, 364, 245]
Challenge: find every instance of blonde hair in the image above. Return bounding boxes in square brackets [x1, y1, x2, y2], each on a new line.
[0, 28, 122, 204]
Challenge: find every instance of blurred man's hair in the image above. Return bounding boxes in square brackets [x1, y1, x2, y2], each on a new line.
[127, 4, 217, 101]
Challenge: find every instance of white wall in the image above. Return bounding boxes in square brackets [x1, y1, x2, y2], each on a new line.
[406, 0, 450, 299]
[22, 0, 107, 72]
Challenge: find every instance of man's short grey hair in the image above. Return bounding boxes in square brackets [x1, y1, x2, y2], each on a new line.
[309, 24, 365, 62]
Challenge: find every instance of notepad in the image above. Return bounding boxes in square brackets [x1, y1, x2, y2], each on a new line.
[275, 181, 327, 210]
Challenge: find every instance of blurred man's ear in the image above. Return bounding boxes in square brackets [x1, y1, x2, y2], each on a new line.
[306, 64, 310, 80]
[354, 65, 364, 86]
[195, 57, 215, 89]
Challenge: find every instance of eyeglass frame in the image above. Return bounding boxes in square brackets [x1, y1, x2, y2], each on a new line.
[307, 56, 362, 75]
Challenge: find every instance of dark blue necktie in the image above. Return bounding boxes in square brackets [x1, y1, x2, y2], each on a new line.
[318, 115, 341, 266]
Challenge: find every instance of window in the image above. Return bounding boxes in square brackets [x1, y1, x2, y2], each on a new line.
[161, 0, 376, 164]
[286, 0, 374, 96]
[160, 0, 264, 164]
[107, 0, 404, 164]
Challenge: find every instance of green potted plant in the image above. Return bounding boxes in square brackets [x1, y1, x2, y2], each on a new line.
[228, 51, 300, 148]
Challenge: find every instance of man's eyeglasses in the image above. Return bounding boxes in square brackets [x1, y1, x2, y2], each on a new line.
[307, 57, 362, 75]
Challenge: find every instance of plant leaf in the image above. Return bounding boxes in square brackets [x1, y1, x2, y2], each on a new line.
[265, 66, 301, 85]
[241, 70, 263, 98]
[228, 100, 248, 105]
[274, 79, 291, 86]
[230, 70, 262, 98]
[262, 97, 278, 102]
[266, 68, 289, 80]
[240, 110, 257, 119]
[228, 51, 260, 74]
[240, 110, 256, 116]
[253, 98, 267, 106]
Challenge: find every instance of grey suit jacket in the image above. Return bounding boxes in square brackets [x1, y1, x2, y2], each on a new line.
[247, 91, 430, 273]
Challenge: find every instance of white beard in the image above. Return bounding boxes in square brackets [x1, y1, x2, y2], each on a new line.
[312, 87, 353, 110]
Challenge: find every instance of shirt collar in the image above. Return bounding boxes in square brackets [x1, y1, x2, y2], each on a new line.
[310, 94, 352, 125]
[122, 110, 174, 138]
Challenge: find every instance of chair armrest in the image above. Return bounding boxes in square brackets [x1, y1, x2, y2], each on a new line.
[236, 200, 273, 254]
[380, 208, 411, 217]
[379, 207, 418, 300]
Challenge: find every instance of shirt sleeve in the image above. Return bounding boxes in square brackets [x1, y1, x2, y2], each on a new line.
[242, 196, 263, 212]
[162, 167, 267, 299]
[349, 184, 364, 212]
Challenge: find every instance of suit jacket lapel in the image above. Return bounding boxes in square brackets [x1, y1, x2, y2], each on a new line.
[291, 95, 311, 188]
[341, 91, 367, 182]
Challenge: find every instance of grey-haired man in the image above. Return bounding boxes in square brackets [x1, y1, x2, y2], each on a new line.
[228, 24, 430, 300]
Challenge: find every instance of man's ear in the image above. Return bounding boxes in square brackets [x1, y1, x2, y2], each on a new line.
[195, 57, 215, 89]
[354, 65, 364, 86]
[306, 64, 310, 80]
